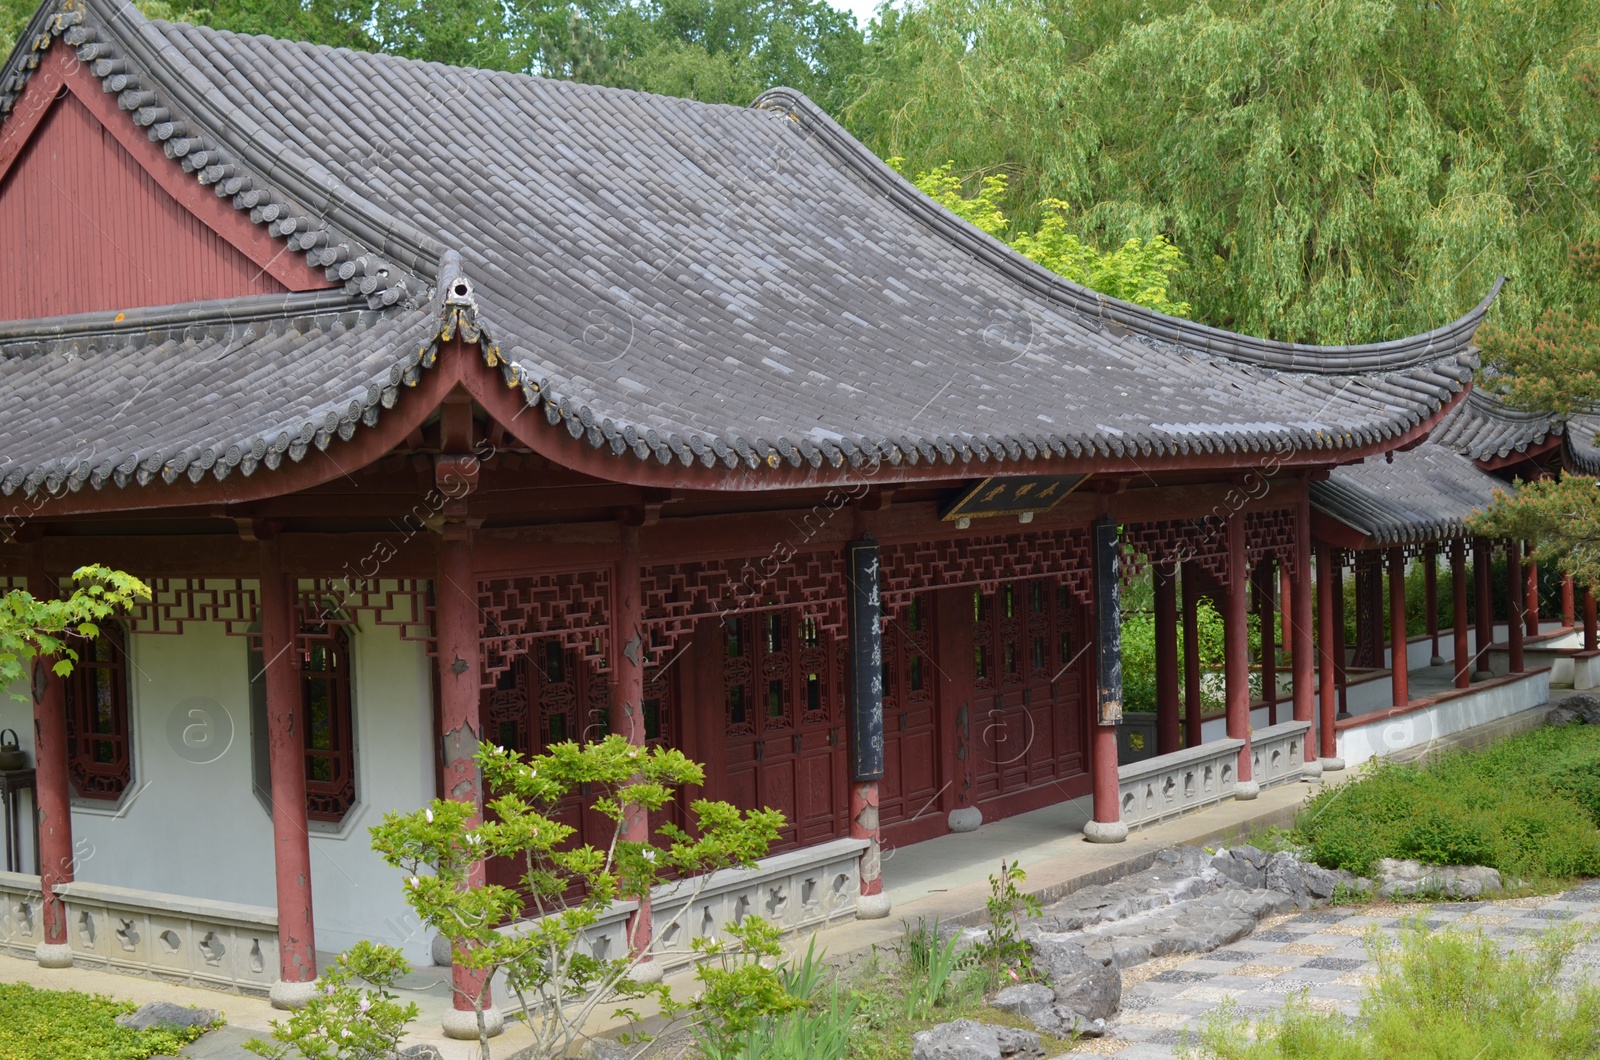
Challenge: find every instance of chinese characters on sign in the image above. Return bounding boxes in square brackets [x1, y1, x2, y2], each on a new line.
[940, 474, 1090, 522]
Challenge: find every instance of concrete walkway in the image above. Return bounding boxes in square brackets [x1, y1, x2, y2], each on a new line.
[0, 699, 1564, 1056]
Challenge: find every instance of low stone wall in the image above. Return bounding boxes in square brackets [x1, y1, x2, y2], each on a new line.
[1337, 670, 1551, 768]
[0, 874, 279, 995]
[1116, 737, 1245, 831]
[1488, 644, 1600, 690]
[1250, 720, 1310, 790]
[497, 836, 870, 974]
[56, 880, 279, 995]
[649, 836, 867, 970]
[0, 870, 43, 960]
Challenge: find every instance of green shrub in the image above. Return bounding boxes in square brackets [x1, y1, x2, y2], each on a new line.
[0, 983, 213, 1060]
[1182, 922, 1600, 1059]
[1294, 726, 1600, 883]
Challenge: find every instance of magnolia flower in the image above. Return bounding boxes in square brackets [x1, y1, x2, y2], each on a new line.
[407, 875, 421, 889]
[358, 997, 371, 1014]
[424, 807, 434, 823]
[325, 984, 336, 996]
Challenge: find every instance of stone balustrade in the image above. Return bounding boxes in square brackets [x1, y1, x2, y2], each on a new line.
[498, 836, 869, 974]
[0, 875, 280, 995]
[0, 870, 44, 960]
[1117, 737, 1245, 831]
[1249, 720, 1311, 791]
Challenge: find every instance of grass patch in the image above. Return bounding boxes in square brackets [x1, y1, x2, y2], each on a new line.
[1180, 919, 1600, 1059]
[1294, 725, 1600, 884]
[0, 982, 214, 1060]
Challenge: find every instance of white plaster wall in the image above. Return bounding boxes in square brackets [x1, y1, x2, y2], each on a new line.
[1336, 671, 1550, 768]
[3, 619, 436, 965]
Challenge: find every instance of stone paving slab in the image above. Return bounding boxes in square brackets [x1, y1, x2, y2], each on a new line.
[1067, 892, 1600, 1056]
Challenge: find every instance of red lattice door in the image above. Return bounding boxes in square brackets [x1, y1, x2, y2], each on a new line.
[880, 594, 941, 833]
[715, 611, 847, 851]
[969, 580, 1091, 805]
[481, 641, 677, 894]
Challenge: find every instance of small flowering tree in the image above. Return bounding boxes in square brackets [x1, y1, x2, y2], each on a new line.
[369, 735, 787, 1059]
[243, 942, 419, 1060]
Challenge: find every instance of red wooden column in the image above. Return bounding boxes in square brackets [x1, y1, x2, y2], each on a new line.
[1507, 540, 1526, 674]
[1452, 539, 1470, 689]
[1331, 558, 1349, 714]
[1225, 512, 1257, 798]
[1586, 589, 1598, 651]
[845, 537, 891, 916]
[260, 542, 317, 1006]
[1280, 566, 1295, 670]
[610, 527, 666, 960]
[1085, 518, 1128, 843]
[435, 530, 503, 1039]
[1387, 548, 1408, 707]
[1153, 565, 1181, 756]
[1525, 551, 1540, 636]
[1424, 550, 1442, 663]
[1473, 537, 1495, 679]
[26, 559, 73, 969]
[1253, 559, 1278, 726]
[1290, 494, 1318, 771]
[1314, 543, 1342, 770]
[1180, 562, 1204, 750]
[1562, 575, 1576, 629]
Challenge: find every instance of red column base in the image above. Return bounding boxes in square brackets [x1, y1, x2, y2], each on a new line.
[851, 781, 891, 917]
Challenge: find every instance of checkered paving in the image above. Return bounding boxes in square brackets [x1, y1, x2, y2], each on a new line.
[1070, 890, 1600, 1057]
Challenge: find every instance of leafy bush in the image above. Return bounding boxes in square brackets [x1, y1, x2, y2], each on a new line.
[1183, 921, 1600, 1059]
[0, 983, 213, 1060]
[1294, 726, 1600, 882]
[245, 941, 418, 1060]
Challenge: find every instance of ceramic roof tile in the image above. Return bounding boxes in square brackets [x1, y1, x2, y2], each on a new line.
[0, 0, 1499, 498]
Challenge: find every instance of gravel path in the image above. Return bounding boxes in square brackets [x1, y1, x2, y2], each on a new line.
[1070, 883, 1600, 1058]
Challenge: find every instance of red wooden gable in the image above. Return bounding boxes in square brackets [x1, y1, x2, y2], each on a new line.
[0, 46, 333, 323]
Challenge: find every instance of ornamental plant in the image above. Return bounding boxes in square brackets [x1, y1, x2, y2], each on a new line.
[369, 735, 787, 1060]
[243, 942, 419, 1060]
[0, 565, 149, 695]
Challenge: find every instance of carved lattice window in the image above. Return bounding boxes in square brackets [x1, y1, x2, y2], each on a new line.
[723, 610, 834, 739]
[65, 622, 132, 801]
[301, 626, 356, 823]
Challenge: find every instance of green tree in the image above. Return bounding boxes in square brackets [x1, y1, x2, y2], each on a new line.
[849, 0, 1600, 344]
[369, 735, 787, 1060]
[1, 565, 150, 696]
[903, 160, 1190, 315]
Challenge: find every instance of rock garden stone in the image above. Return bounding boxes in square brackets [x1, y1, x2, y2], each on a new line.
[1549, 695, 1600, 727]
[1374, 858, 1502, 898]
[1028, 933, 1120, 1021]
[114, 1001, 219, 1032]
[912, 1019, 1042, 1060]
[990, 983, 1106, 1037]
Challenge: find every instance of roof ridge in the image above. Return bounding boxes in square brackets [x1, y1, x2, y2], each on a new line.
[751, 87, 1500, 376]
[0, 0, 443, 312]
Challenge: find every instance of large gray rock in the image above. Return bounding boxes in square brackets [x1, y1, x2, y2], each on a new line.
[115, 1002, 219, 1032]
[991, 983, 1106, 1038]
[1209, 846, 1268, 889]
[912, 1019, 1042, 1060]
[395, 1048, 445, 1060]
[1550, 695, 1600, 727]
[1374, 859, 1502, 899]
[1029, 933, 1120, 1021]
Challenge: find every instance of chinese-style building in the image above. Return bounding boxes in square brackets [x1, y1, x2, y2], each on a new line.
[0, 0, 1553, 1037]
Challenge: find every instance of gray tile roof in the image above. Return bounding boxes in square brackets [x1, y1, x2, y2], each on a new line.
[1432, 390, 1600, 475]
[0, 0, 1496, 500]
[1312, 445, 1509, 547]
